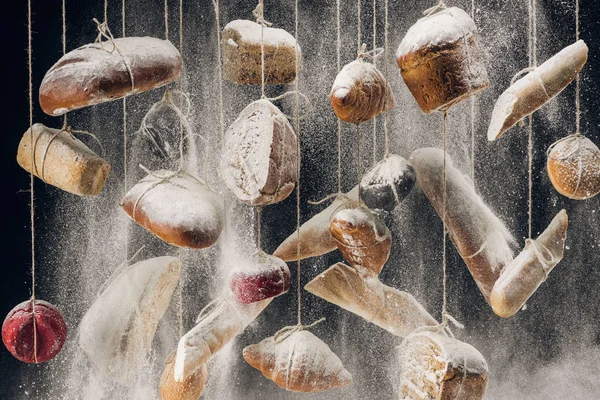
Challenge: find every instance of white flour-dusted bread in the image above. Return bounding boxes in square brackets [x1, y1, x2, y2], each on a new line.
[160, 351, 208, 400]
[547, 135, 600, 200]
[243, 330, 352, 392]
[40, 37, 182, 116]
[398, 329, 489, 400]
[79, 256, 181, 383]
[396, 7, 488, 113]
[410, 148, 515, 302]
[330, 206, 392, 276]
[273, 186, 359, 262]
[174, 296, 271, 382]
[360, 154, 416, 212]
[220, 99, 298, 206]
[488, 40, 588, 141]
[122, 170, 223, 249]
[305, 263, 437, 337]
[17, 123, 110, 196]
[491, 210, 568, 318]
[330, 59, 394, 124]
[223, 19, 301, 85]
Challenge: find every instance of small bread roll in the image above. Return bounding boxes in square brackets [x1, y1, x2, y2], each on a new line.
[39, 37, 182, 116]
[222, 19, 301, 85]
[396, 7, 488, 113]
[330, 206, 392, 276]
[243, 330, 352, 392]
[547, 135, 600, 200]
[160, 351, 207, 400]
[398, 329, 489, 400]
[359, 154, 416, 212]
[330, 59, 394, 124]
[17, 123, 110, 196]
[491, 210, 568, 318]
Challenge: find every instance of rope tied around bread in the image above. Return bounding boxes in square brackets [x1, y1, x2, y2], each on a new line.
[357, 43, 384, 61]
[525, 237, 556, 280]
[195, 296, 225, 324]
[273, 317, 326, 343]
[546, 134, 600, 195]
[510, 66, 550, 127]
[92, 18, 135, 92]
[424, 0, 447, 17]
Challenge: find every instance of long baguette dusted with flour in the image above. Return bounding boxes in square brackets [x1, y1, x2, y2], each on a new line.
[398, 329, 489, 400]
[488, 40, 588, 140]
[79, 256, 181, 383]
[40, 37, 182, 116]
[410, 148, 515, 302]
[17, 123, 110, 196]
[305, 263, 437, 337]
[174, 296, 271, 382]
[273, 186, 359, 261]
[491, 210, 568, 318]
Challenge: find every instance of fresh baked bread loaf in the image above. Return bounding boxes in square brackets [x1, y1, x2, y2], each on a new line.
[305, 263, 437, 337]
[122, 170, 223, 249]
[221, 99, 298, 206]
[491, 210, 568, 318]
[410, 148, 515, 302]
[547, 135, 600, 200]
[243, 330, 352, 392]
[398, 329, 489, 400]
[17, 123, 110, 196]
[396, 7, 488, 113]
[229, 251, 290, 304]
[360, 154, 416, 212]
[160, 351, 207, 400]
[40, 37, 182, 116]
[330, 206, 391, 276]
[330, 59, 394, 124]
[222, 19, 300, 85]
[273, 186, 359, 261]
[488, 40, 588, 141]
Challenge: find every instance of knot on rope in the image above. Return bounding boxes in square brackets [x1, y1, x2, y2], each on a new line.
[273, 317, 326, 343]
[439, 312, 464, 338]
[92, 18, 135, 91]
[252, 2, 272, 27]
[357, 43, 384, 61]
[424, 0, 447, 16]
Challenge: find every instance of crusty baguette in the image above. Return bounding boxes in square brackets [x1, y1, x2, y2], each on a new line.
[398, 329, 489, 400]
[222, 19, 300, 85]
[39, 37, 182, 116]
[17, 123, 110, 196]
[396, 7, 488, 113]
[488, 40, 588, 141]
[160, 351, 207, 400]
[305, 263, 437, 337]
[122, 170, 223, 249]
[491, 210, 568, 318]
[410, 148, 515, 302]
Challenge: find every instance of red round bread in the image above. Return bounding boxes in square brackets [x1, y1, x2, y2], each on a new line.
[39, 37, 182, 116]
[2, 299, 67, 364]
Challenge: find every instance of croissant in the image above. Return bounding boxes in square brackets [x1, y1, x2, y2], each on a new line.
[398, 329, 489, 400]
[330, 59, 394, 124]
[243, 330, 352, 392]
[491, 210, 568, 318]
[79, 256, 181, 383]
[273, 186, 358, 261]
[547, 135, 600, 200]
[160, 351, 207, 400]
[305, 263, 437, 337]
[330, 206, 391, 276]
[410, 148, 515, 302]
[174, 296, 271, 382]
[359, 154, 416, 212]
[488, 40, 588, 141]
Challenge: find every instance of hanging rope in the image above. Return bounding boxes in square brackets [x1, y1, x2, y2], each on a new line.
[357, 124, 361, 202]
[336, 0, 342, 193]
[62, 0, 67, 129]
[178, 0, 184, 339]
[121, 0, 129, 262]
[356, 0, 362, 202]
[575, 0, 581, 136]
[441, 112, 448, 327]
[383, 0, 390, 158]
[27, 0, 38, 364]
[164, 0, 169, 40]
[372, 0, 377, 165]
[357, 0, 361, 57]
[213, 0, 225, 143]
[527, 0, 537, 239]
[104, 0, 108, 23]
[256, 207, 262, 249]
[294, 0, 302, 326]
[470, 0, 475, 185]
[253, 0, 270, 99]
